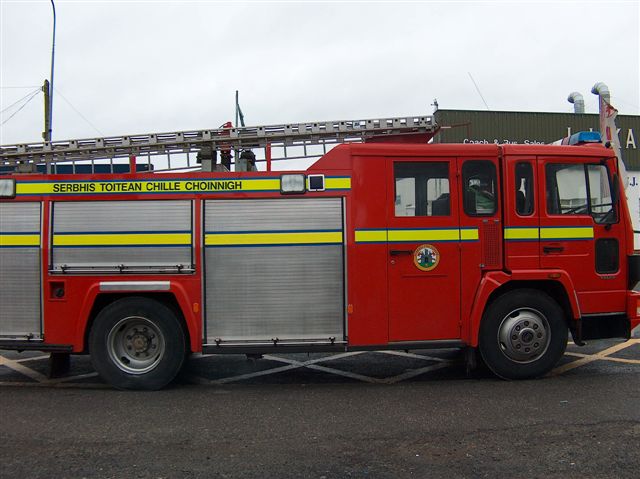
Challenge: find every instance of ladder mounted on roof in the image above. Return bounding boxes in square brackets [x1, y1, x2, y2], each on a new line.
[0, 115, 438, 173]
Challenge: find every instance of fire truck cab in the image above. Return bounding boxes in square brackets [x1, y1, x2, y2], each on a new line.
[1, 122, 639, 389]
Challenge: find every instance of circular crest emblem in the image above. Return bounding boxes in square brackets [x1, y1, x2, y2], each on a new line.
[413, 244, 440, 272]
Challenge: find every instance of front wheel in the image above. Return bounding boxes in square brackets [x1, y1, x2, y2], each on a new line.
[479, 289, 568, 380]
[89, 297, 186, 390]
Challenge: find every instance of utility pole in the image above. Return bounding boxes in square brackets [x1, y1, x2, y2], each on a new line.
[48, 0, 56, 142]
[42, 79, 51, 141]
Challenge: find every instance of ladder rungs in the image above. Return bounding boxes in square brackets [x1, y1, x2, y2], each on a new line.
[0, 115, 437, 166]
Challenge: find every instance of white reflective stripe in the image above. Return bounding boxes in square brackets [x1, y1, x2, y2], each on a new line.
[99, 281, 171, 292]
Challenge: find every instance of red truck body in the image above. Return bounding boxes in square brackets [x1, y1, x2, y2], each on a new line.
[1, 138, 638, 389]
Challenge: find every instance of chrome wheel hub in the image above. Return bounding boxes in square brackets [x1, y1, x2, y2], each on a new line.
[107, 316, 165, 374]
[498, 308, 550, 363]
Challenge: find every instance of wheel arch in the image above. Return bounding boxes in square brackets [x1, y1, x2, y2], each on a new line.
[485, 281, 574, 324]
[468, 271, 579, 346]
[82, 293, 192, 354]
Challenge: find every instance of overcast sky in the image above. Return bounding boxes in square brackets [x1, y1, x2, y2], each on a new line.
[1, 0, 638, 145]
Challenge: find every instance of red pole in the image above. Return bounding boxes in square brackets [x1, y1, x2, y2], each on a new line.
[265, 143, 272, 172]
[129, 155, 136, 174]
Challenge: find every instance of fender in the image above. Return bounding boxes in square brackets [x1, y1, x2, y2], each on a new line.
[467, 269, 580, 346]
[167, 281, 202, 353]
[73, 280, 201, 353]
[74, 282, 101, 352]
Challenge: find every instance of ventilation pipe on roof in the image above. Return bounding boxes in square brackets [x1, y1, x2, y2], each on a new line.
[567, 92, 585, 114]
[591, 82, 611, 103]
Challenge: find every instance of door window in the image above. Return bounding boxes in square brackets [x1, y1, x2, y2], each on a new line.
[546, 164, 588, 215]
[515, 162, 534, 216]
[394, 162, 450, 217]
[545, 163, 615, 223]
[462, 160, 497, 216]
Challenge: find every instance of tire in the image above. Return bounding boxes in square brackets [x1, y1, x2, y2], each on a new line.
[89, 297, 186, 390]
[479, 289, 568, 380]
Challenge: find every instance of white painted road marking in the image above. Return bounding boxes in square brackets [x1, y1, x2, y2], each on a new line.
[551, 339, 639, 375]
[0, 339, 637, 387]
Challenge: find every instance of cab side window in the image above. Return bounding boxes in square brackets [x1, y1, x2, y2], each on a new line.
[515, 162, 534, 216]
[462, 160, 497, 216]
[545, 163, 616, 223]
[394, 162, 450, 217]
[546, 164, 587, 215]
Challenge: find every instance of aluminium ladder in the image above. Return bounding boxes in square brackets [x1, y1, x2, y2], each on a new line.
[0, 115, 438, 173]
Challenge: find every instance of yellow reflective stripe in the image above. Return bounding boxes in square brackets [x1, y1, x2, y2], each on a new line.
[216, 179, 279, 192]
[356, 226, 594, 243]
[17, 183, 60, 195]
[505, 227, 594, 240]
[460, 228, 479, 241]
[387, 229, 461, 242]
[540, 227, 594, 240]
[17, 179, 279, 195]
[325, 177, 351, 190]
[504, 227, 540, 240]
[53, 233, 191, 246]
[355, 228, 479, 243]
[16, 177, 351, 195]
[205, 231, 343, 246]
[354, 230, 388, 243]
[0, 234, 40, 246]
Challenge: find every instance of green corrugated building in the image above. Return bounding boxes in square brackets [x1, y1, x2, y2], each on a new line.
[433, 109, 639, 170]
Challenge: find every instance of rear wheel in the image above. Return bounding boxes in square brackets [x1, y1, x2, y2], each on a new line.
[89, 297, 186, 390]
[479, 289, 568, 379]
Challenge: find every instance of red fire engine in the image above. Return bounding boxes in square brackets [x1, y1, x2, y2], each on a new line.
[1, 116, 638, 389]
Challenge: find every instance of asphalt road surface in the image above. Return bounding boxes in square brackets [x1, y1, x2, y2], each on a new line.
[1, 337, 639, 478]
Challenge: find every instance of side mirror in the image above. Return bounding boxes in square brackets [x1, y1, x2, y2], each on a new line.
[612, 173, 620, 205]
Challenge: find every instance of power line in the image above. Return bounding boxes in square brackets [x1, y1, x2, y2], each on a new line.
[1, 88, 41, 114]
[610, 96, 640, 111]
[1, 89, 41, 126]
[468, 72, 490, 111]
[54, 87, 104, 136]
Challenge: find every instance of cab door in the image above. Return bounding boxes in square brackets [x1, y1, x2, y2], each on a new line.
[539, 156, 627, 313]
[386, 157, 461, 341]
[504, 157, 540, 270]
